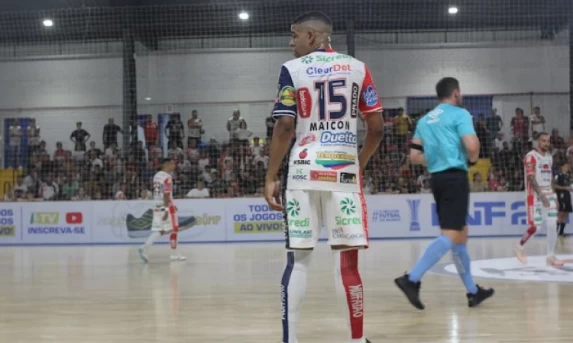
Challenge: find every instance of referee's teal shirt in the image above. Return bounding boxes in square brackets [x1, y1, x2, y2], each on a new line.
[413, 103, 476, 174]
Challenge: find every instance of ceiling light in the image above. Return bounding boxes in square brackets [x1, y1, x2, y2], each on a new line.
[145, 97, 152, 101]
[43, 19, 54, 27]
[238, 11, 249, 20]
[448, 6, 459, 15]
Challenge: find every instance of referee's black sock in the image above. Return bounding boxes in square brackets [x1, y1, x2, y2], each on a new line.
[559, 223, 566, 236]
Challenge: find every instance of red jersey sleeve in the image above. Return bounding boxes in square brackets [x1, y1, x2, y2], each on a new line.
[163, 176, 173, 193]
[524, 154, 536, 176]
[358, 65, 383, 115]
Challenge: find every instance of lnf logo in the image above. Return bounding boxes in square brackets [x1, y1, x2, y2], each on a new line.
[431, 201, 529, 226]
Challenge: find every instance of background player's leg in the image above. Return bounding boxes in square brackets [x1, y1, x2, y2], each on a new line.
[281, 250, 312, 343]
[333, 249, 365, 343]
[544, 202, 563, 266]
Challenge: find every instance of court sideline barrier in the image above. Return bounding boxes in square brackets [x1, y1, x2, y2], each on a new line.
[0, 192, 569, 245]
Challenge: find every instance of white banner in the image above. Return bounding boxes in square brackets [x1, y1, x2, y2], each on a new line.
[22, 202, 92, 244]
[91, 199, 226, 243]
[0, 204, 22, 244]
[225, 198, 285, 241]
[5, 192, 571, 245]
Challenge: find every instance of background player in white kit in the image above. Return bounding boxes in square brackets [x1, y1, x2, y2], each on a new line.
[264, 12, 384, 343]
[515, 132, 563, 266]
[139, 158, 186, 263]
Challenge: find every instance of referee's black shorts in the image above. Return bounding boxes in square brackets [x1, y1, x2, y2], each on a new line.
[558, 192, 573, 213]
[431, 168, 469, 230]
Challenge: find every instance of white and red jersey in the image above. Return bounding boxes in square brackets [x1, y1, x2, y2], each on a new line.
[272, 48, 382, 192]
[152, 171, 174, 204]
[524, 149, 553, 198]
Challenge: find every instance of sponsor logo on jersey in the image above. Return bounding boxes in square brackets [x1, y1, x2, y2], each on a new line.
[310, 121, 350, 131]
[320, 131, 357, 146]
[310, 170, 337, 182]
[331, 227, 364, 239]
[278, 86, 296, 107]
[294, 149, 310, 165]
[294, 160, 310, 165]
[292, 168, 308, 180]
[350, 83, 360, 118]
[301, 54, 352, 65]
[362, 85, 378, 107]
[306, 64, 351, 77]
[297, 88, 311, 118]
[340, 172, 357, 184]
[298, 149, 308, 159]
[299, 134, 317, 146]
[286, 200, 311, 237]
[315, 151, 355, 169]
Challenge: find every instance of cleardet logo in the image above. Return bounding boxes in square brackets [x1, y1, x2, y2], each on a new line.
[306, 64, 351, 76]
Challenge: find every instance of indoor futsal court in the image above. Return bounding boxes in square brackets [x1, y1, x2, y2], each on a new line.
[1, 238, 572, 342]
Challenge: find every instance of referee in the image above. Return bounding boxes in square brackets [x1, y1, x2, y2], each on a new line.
[394, 77, 494, 310]
[554, 162, 572, 236]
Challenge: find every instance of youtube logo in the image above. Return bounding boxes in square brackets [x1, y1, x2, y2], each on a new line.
[66, 212, 83, 224]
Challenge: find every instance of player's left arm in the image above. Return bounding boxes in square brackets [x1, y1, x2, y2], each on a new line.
[357, 65, 383, 173]
[266, 66, 297, 182]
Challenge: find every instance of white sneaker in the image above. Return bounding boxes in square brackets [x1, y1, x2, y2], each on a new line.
[170, 254, 186, 261]
[138, 247, 149, 263]
[547, 256, 564, 267]
[514, 244, 527, 264]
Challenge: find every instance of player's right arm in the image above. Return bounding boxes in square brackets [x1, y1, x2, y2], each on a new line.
[357, 65, 383, 174]
[524, 154, 549, 207]
[457, 110, 480, 163]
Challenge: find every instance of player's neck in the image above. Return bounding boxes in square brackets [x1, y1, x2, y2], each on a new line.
[535, 148, 547, 156]
[440, 99, 458, 106]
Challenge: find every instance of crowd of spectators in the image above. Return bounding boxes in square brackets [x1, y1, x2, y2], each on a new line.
[3, 106, 571, 201]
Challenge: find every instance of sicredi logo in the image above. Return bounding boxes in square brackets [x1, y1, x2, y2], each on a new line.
[306, 64, 351, 76]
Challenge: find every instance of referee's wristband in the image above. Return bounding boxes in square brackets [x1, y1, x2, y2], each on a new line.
[409, 143, 424, 152]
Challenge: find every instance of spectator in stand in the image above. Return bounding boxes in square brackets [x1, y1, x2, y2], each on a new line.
[27, 118, 41, 155]
[13, 176, 27, 200]
[530, 106, 545, 136]
[566, 137, 573, 165]
[61, 176, 79, 200]
[186, 139, 200, 162]
[144, 116, 158, 147]
[206, 138, 221, 165]
[8, 119, 22, 168]
[496, 141, 518, 171]
[72, 187, 90, 201]
[550, 128, 566, 151]
[115, 183, 127, 200]
[198, 150, 210, 172]
[176, 155, 191, 174]
[187, 110, 204, 147]
[165, 114, 184, 149]
[102, 118, 123, 149]
[209, 170, 227, 198]
[167, 141, 184, 160]
[86, 141, 102, 159]
[509, 169, 524, 191]
[486, 108, 503, 149]
[186, 179, 210, 198]
[510, 108, 528, 152]
[265, 114, 275, 139]
[420, 179, 432, 193]
[23, 169, 40, 195]
[54, 142, 68, 164]
[39, 175, 59, 201]
[250, 136, 263, 157]
[475, 114, 490, 157]
[105, 142, 120, 158]
[493, 132, 505, 153]
[393, 107, 411, 151]
[470, 173, 488, 192]
[382, 110, 394, 141]
[70, 122, 91, 161]
[227, 109, 247, 142]
[133, 141, 147, 169]
[253, 148, 269, 169]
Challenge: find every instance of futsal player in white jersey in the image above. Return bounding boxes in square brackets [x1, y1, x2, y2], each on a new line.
[264, 12, 384, 343]
[139, 158, 186, 262]
[515, 132, 564, 266]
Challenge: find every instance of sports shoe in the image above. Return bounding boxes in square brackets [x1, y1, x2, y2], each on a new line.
[138, 246, 149, 263]
[547, 256, 565, 267]
[366, 339, 372, 343]
[394, 274, 424, 310]
[467, 285, 494, 308]
[514, 244, 527, 264]
[170, 254, 186, 261]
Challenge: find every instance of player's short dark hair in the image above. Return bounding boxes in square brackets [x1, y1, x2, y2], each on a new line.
[291, 11, 333, 27]
[535, 131, 549, 140]
[435, 77, 460, 100]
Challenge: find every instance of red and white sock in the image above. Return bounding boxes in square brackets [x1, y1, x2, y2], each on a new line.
[334, 250, 365, 343]
[520, 225, 537, 246]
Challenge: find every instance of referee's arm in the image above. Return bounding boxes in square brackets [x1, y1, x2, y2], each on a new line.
[409, 137, 426, 166]
[458, 112, 480, 164]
